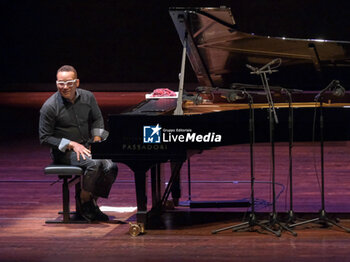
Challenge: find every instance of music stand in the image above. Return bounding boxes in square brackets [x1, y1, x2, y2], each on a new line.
[212, 91, 280, 236]
[289, 81, 350, 232]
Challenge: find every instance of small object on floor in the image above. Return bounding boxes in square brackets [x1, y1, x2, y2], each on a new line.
[129, 222, 145, 237]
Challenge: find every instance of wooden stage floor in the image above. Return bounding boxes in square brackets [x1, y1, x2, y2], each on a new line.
[1, 137, 350, 261]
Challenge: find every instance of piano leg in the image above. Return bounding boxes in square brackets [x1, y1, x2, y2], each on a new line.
[170, 161, 184, 206]
[130, 160, 185, 235]
[133, 170, 148, 229]
[151, 164, 165, 209]
[150, 162, 184, 210]
[150, 163, 182, 210]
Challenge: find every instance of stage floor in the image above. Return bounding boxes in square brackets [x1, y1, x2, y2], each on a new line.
[1, 137, 350, 261]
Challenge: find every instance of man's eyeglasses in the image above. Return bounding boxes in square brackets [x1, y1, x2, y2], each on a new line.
[56, 79, 77, 88]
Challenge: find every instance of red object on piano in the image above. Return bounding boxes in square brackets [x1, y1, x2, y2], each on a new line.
[150, 88, 176, 97]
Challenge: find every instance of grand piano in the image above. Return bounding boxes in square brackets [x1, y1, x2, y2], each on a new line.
[91, 7, 350, 234]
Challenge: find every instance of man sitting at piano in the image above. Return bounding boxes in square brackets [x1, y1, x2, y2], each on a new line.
[39, 65, 118, 222]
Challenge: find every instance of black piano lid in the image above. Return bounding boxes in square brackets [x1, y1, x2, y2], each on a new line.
[169, 7, 350, 91]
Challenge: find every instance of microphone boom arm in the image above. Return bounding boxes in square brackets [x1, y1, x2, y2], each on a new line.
[246, 59, 282, 124]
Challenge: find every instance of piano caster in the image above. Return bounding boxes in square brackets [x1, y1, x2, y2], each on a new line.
[129, 222, 145, 237]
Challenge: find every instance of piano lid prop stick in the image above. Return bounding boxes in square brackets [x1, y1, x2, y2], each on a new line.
[174, 37, 187, 115]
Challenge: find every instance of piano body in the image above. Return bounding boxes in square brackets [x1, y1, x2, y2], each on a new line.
[91, 7, 350, 232]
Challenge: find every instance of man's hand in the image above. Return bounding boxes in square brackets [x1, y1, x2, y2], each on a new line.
[67, 141, 91, 161]
[93, 136, 102, 142]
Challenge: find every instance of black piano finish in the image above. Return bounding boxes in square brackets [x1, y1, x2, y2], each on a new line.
[94, 103, 350, 163]
[92, 99, 350, 227]
[95, 105, 350, 157]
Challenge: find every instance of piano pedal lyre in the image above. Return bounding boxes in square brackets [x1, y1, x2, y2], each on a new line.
[128, 222, 145, 237]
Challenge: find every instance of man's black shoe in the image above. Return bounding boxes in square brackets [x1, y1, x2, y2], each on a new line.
[93, 201, 109, 222]
[80, 200, 97, 222]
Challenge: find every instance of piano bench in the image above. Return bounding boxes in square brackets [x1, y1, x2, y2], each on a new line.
[45, 165, 88, 224]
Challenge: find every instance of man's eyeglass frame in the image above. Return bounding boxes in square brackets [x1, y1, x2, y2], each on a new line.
[56, 79, 78, 87]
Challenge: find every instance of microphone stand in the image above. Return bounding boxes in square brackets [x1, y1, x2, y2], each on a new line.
[212, 92, 280, 236]
[283, 88, 297, 228]
[289, 88, 350, 232]
[248, 59, 296, 236]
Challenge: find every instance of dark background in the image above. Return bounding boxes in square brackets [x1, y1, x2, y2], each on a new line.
[2, 0, 350, 90]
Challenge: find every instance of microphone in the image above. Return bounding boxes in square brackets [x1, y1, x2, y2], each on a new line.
[226, 90, 246, 102]
[246, 64, 257, 72]
[333, 82, 345, 97]
[246, 58, 282, 74]
[280, 87, 304, 94]
[259, 58, 281, 72]
[183, 94, 203, 105]
[314, 80, 346, 101]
